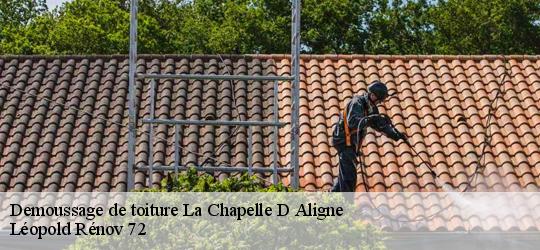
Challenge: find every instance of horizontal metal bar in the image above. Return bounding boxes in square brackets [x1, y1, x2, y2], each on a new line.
[137, 74, 293, 81]
[142, 118, 286, 127]
[137, 165, 294, 173]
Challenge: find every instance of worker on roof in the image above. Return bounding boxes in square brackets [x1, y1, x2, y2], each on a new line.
[331, 80, 407, 192]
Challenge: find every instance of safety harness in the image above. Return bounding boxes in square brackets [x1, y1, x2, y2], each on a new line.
[342, 98, 369, 148]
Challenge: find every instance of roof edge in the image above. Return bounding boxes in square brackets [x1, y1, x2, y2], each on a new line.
[252, 54, 540, 61]
[0, 54, 254, 60]
[1, 54, 539, 61]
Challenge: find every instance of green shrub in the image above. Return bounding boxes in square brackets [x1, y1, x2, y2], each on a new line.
[141, 167, 293, 192]
[69, 169, 386, 249]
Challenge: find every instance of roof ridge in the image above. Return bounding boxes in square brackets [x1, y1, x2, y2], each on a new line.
[0, 54, 255, 60]
[1, 54, 539, 61]
[252, 54, 540, 60]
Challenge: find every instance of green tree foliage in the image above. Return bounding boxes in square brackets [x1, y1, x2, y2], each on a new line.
[0, 0, 46, 25]
[429, 0, 540, 54]
[302, 0, 371, 53]
[1, 0, 539, 55]
[154, 0, 292, 54]
[0, 0, 47, 54]
[173, 0, 291, 54]
[365, 0, 435, 54]
[24, 0, 162, 54]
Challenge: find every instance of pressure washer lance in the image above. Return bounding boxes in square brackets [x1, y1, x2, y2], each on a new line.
[389, 124, 454, 191]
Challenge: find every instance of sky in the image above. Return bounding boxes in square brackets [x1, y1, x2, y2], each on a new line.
[46, 0, 72, 10]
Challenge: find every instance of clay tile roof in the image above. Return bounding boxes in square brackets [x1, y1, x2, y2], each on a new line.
[0, 54, 539, 193]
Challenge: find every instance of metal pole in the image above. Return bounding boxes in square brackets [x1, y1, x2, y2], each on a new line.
[137, 165, 294, 173]
[290, 0, 301, 190]
[174, 124, 180, 176]
[127, 0, 138, 191]
[272, 80, 280, 185]
[142, 118, 285, 127]
[148, 79, 156, 187]
[138, 74, 293, 81]
[247, 126, 253, 176]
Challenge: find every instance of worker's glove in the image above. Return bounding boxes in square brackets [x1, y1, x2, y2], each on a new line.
[376, 114, 392, 125]
[384, 125, 408, 142]
[395, 129, 408, 143]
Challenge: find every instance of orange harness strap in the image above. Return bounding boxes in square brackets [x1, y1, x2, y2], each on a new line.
[343, 99, 369, 147]
[343, 109, 351, 146]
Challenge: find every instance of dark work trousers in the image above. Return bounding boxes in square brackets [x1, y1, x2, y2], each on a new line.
[331, 144, 358, 192]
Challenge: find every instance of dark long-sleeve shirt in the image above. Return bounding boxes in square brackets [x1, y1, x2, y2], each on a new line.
[332, 93, 401, 148]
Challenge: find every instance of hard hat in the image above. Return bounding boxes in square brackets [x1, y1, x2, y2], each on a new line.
[367, 80, 388, 101]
